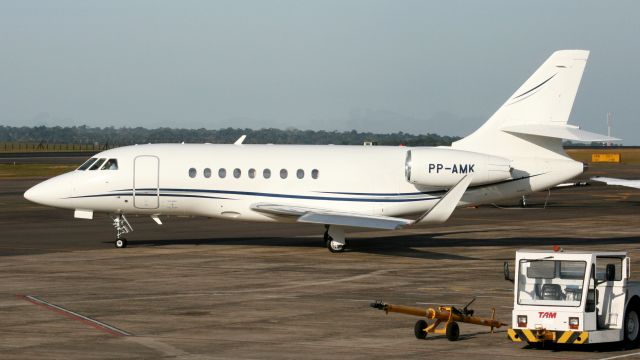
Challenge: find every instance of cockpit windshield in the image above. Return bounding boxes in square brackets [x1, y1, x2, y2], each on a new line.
[517, 259, 586, 307]
[89, 158, 107, 170]
[77, 158, 97, 171]
[77, 158, 118, 171]
[101, 159, 118, 170]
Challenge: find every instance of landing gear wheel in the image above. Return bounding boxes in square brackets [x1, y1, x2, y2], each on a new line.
[115, 238, 128, 249]
[326, 239, 345, 253]
[414, 319, 428, 339]
[445, 321, 460, 341]
[520, 196, 527, 208]
[624, 308, 640, 348]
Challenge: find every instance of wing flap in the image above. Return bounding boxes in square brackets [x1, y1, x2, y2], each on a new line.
[298, 213, 410, 230]
[251, 203, 412, 230]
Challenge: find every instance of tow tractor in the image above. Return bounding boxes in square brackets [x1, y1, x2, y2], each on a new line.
[505, 249, 640, 347]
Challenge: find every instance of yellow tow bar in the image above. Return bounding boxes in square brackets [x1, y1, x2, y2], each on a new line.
[371, 298, 507, 341]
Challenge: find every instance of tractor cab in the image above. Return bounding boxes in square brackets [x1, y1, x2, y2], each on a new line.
[506, 249, 640, 346]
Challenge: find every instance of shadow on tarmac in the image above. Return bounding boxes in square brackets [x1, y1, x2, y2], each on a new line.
[119, 231, 640, 261]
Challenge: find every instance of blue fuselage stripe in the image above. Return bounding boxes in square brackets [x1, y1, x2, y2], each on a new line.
[69, 174, 540, 203]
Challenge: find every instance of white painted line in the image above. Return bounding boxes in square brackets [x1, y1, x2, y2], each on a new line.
[598, 352, 640, 360]
[20, 295, 131, 336]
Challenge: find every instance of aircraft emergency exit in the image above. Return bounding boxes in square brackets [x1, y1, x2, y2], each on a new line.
[24, 50, 618, 252]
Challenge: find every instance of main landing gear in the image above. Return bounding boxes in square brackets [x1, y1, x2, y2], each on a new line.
[324, 225, 348, 253]
[112, 214, 133, 249]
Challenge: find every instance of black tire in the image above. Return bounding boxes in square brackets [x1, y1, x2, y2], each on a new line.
[326, 239, 345, 253]
[446, 321, 460, 341]
[526, 341, 544, 349]
[414, 320, 427, 339]
[624, 307, 640, 348]
[115, 238, 127, 249]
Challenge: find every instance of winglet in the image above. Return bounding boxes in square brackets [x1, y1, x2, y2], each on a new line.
[413, 175, 472, 225]
[234, 135, 247, 145]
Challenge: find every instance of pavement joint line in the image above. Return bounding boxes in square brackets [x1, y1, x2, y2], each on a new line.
[17, 294, 131, 337]
[597, 352, 640, 360]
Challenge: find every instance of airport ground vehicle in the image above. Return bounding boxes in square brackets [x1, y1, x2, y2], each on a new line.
[505, 250, 640, 347]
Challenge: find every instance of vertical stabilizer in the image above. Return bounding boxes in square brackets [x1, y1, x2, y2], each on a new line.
[453, 50, 590, 158]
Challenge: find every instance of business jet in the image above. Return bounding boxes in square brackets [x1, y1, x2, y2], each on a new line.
[24, 50, 617, 252]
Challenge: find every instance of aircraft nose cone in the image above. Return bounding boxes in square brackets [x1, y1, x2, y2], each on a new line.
[23, 172, 76, 208]
[24, 183, 46, 204]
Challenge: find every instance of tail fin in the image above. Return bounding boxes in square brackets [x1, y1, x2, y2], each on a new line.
[453, 50, 615, 158]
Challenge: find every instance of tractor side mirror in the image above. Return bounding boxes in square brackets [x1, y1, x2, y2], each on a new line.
[504, 261, 514, 283]
[606, 264, 616, 282]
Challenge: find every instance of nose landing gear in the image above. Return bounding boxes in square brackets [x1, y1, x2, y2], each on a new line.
[112, 214, 133, 248]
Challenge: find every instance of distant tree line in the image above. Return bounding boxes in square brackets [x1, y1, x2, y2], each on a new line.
[0, 125, 461, 147]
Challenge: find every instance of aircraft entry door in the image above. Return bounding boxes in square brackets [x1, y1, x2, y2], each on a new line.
[133, 155, 159, 209]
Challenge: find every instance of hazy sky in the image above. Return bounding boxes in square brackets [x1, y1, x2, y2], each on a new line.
[1, 1, 639, 143]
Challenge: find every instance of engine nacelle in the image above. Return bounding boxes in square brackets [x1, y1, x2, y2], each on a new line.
[405, 148, 512, 187]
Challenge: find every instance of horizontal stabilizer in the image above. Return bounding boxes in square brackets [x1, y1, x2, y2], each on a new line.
[413, 175, 472, 225]
[501, 124, 619, 142]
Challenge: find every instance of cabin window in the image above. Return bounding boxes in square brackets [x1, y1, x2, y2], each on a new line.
[219, 168, 227, 178]
[263, 169, 271, 179]
[296, 169, 304, 179]
[312, 169, 319, 179]
[89, 158, 106, 170]
[101, 159, 118, 170]
[203, 168, 211, 178]
[280, 169, 288, 179]
[77, 158, 97, 171]
[248, 168, 256, 179]
[233, 168, 241, 178]
[188, 168, 197, 178]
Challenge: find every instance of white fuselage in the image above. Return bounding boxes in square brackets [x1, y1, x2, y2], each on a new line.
[24, 143, 583, 222]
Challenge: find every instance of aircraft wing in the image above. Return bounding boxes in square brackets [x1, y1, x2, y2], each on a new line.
[592, 177, 640, 189]
[251, 175, 473, 230]
[250, 203, 413, 230]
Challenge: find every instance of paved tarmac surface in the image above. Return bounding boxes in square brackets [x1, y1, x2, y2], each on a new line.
[1, 163, 640, 359]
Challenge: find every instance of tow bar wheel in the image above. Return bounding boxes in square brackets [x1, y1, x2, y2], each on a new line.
[414, 320, 427, 339]
[446, 321, 460, 341]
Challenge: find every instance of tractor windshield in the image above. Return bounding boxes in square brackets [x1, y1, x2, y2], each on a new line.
[517, 259, 586, 307]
